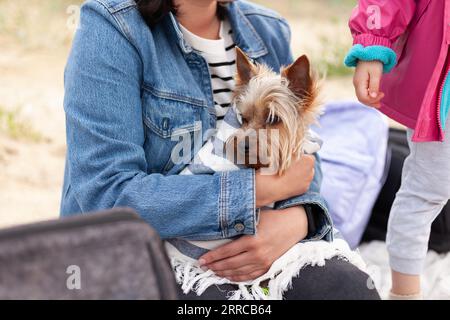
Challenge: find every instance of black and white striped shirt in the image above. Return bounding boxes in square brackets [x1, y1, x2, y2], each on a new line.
[180, 19, 236, 126]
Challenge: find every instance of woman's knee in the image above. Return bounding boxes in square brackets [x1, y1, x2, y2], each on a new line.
[284, 257, 380, 300]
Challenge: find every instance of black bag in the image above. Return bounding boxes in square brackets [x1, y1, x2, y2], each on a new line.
[0, 208, 178, 299]
[362, 128, 450, 253]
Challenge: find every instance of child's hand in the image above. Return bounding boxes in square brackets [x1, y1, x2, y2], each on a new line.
[353, 60, 385, 108]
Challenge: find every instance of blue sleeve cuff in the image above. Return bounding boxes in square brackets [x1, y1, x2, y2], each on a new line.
[274, 193, 333, 243]
[220, 169, 257, 238]
[344, 44, 397, 73]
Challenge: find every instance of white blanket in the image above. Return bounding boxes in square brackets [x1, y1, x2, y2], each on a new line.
[359, 241, 450, 299]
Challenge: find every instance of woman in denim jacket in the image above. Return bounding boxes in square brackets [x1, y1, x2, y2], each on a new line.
[61, 0, 379, 299]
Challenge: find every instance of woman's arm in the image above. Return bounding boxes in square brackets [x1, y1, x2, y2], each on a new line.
[271, 19, 333, 242]
[64, 1, 257, 240]
[199, 206, 309, 282]
[199, 155, 331, 281]
[273, 153, 333, 242]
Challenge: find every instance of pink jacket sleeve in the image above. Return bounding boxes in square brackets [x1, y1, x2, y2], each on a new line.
[349, 0, 416, 48]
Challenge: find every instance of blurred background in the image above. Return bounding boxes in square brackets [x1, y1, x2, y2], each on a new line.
[0, 0, 358, 228]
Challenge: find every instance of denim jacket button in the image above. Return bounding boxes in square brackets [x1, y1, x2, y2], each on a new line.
[234, 222, 245, 232]
[162, 117, 170, 131]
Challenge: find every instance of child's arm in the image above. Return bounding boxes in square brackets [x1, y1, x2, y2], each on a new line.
[344, 0, 416, 108]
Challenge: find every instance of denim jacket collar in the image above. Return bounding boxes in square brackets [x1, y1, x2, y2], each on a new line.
[226, 2, 268, 59]
[166, 2, 268, 59]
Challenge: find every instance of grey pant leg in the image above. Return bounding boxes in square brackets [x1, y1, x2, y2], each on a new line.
[177, 257, 380, 300]
[387, 127, 450, 275]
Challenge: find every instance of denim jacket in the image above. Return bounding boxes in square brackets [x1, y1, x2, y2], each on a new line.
[61, 0, 333, 242]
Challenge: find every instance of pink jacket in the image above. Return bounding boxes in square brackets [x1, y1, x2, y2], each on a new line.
[349, 0, 450, 142]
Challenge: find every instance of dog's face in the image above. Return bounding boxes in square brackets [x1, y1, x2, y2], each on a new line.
[225, 48, 321, 175]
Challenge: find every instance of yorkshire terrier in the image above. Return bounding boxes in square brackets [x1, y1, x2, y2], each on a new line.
[225, 48, 322, 175]
[169, 48, 324, 294]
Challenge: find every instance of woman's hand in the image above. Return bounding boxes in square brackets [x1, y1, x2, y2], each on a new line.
[255, 155, 315, 208]
[198, 206, 308, 282]
[353, 60, 384, 108]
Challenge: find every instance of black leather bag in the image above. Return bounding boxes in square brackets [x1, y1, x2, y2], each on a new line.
[0, 208, 178, 299]
[363, 128, 450, 253]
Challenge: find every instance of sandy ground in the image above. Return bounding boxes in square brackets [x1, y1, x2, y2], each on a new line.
[0, 47, 69, 228]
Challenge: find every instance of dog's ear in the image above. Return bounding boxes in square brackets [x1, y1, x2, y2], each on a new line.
[281, 55, 312, 99]
[282, 55, 322, 126]
[235, 47, 256, 85]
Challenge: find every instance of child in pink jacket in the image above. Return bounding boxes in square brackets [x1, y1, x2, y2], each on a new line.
[345, 0, 450, 299]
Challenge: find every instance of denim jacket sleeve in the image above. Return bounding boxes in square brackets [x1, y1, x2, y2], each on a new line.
[63, 1, 257, 240]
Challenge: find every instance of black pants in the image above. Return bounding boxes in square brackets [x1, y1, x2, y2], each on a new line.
[178, 257, 380, 300]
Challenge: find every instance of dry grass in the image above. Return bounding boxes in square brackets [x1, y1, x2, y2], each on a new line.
[254, 0, 356, 20]
[0, 106, 43, 142]
[0, 0, 80, 50]
[254, 0, 357, 77]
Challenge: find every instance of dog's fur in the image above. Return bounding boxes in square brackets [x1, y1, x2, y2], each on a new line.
[226, 47, 322, 174]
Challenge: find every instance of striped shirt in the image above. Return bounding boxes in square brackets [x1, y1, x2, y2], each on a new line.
[180, 19, 236, 126]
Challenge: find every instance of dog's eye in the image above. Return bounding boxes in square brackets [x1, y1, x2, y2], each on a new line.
[266, 115, 281, 125]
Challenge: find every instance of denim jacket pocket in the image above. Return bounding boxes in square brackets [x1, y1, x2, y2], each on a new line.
[141, 87, 203, 174]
